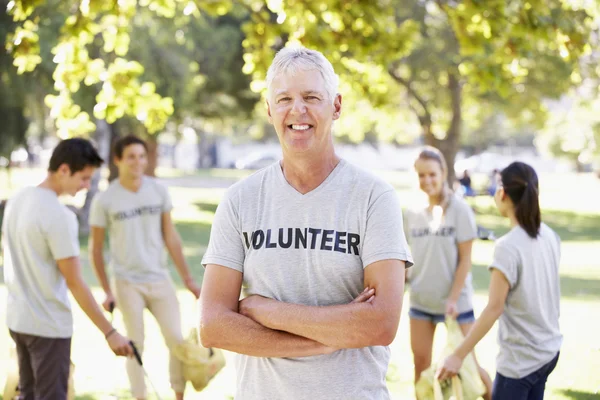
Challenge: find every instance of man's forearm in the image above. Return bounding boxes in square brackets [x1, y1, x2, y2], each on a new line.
[165, 237, 193, 281]
[201, 309, 331, 358]
[252, 300, 396, 348]
[68, 278, 113, 336]
[90, 250, 111, 294]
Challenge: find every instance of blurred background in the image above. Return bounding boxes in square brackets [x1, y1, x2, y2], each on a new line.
[1, 1, 599, 399]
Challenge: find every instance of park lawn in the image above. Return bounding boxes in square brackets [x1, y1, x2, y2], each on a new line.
[0, 168, 599, 399]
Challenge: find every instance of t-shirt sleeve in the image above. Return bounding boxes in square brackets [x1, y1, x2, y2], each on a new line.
[455, 201, 478, 243]
[201, 190, 245, 272]
[159, 182, 174, 212]
[47, 209, 80, 260]
[489, 241, 519, 288]
[89, 193, 107, 227]
[361, 190, 413, 269]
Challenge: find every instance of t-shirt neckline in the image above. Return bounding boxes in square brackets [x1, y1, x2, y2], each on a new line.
[275, 159, 346, 200]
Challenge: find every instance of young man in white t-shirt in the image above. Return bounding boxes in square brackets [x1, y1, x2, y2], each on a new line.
[89, 135, 200, 400]
[2, 138, 133, 399]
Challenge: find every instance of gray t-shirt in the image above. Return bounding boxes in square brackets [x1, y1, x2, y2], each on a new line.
[2, 187, 79, 338]
[89, 177, 172, 283]
[405, 195, 477, 314]
[490, 223, 563, 379]
[202, 160, 413, 400]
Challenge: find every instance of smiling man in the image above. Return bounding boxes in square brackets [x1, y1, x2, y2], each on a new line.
[199, 47, 413, 400]
[89, 135, 201, 400]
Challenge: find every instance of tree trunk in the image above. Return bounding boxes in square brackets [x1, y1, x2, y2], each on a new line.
[78, 120, 112, 235]
[108, 122, 120, 181]
[423, 71, 462, 185]
[145, 135, 158, 177]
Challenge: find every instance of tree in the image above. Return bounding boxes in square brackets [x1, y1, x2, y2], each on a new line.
[241, 0, 595, 182]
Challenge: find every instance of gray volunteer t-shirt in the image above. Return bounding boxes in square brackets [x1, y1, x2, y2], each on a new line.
[405, 195, 477, 314]
[3, 187, 79, 338]
[490, 223, 563, 379]
[89, 177, 172, 283]
[202, 160, 413, 400]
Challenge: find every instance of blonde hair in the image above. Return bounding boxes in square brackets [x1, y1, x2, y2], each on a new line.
[415, 146, 453, 210]
[266, 46, 339, 103]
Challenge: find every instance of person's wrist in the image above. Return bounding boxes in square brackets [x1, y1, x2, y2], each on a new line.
[105, 328, 116, 340]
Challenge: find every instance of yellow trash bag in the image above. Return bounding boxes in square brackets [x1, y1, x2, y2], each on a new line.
[172, 327, 226, 392]
[3, 345, 76, 400]
[415, 317, 485, 400]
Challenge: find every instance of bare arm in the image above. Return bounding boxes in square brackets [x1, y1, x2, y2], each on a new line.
[437, 269, 510, 380]
[89, 226, 110, 294]
[162, 212, 200, 297]
[199, 263, 334, 357]
[240, 259, 406, 348]
[447, 240, 474, 316]
[57, 256, 133, 356]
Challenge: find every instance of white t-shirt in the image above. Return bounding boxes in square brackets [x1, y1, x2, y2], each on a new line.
[405, 195, 478, 314]
[2, 187, 79, 338]
[490, 223, 563, 378]
[202, 160, 413, 400]
[89, 177, 172, 283]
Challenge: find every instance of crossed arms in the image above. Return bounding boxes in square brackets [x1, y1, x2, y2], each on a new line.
[199, 259, 406, 358]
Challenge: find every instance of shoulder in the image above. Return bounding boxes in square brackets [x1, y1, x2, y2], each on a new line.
[224, 162, 279, 201]
[540, 222, 560, 245]
[144, 176, 168, 193]
[339, 160, 396, 201]
[448, 194, 474, 215]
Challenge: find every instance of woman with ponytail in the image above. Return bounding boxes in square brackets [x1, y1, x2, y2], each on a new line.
[437, 162, 563, 400]
[405, 146, 492, 398]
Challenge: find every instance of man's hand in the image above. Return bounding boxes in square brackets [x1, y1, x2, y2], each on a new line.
[445, 299, 458, 319]
[102, 292, 116, 312]
[184, 277, 201, 299]
[351, 287, 375, 303]
[436, 353, 463, 381]
[106, 331, 134, 357]
[239, 294, 274, 324]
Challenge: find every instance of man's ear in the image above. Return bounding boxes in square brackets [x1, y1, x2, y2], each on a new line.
[57, 163, 71, 176]
[332, 94, 342, 120]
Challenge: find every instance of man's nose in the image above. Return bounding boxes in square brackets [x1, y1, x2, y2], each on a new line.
[290, 99, 307, 115]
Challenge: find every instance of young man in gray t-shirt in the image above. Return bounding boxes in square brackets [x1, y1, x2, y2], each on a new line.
[199, 47, 413, 400]
[89, 135, 200, 400]
[2, 139, 132, 399]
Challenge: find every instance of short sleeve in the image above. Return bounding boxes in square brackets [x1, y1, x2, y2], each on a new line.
[158, 182, 173, 212]
[47, 209, 80, 260]
[89, 193, 107, 227]
[455, 201, 478, 243]
[489, 242, 519, 289]
[361, 190, 413, 268]
[201, 190, 245, 272]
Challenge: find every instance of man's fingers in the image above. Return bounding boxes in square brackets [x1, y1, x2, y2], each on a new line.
[352, 287, 375, 303]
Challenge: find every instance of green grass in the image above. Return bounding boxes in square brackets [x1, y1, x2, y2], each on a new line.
[1, 168, 599, 399]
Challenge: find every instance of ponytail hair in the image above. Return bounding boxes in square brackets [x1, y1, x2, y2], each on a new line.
[500, 162, 541, 238]
[415, 146, 453, 210]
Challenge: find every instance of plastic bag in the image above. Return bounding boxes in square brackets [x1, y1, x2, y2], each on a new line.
[172, 327, 226, 392]
[414, 317, 485, 400]
[3, 345, 76, 400]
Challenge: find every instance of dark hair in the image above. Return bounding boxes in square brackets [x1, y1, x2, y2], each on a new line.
[113, 135, 148, 159]
[500, 161, 541, 238]
[48, 138, 103, 173]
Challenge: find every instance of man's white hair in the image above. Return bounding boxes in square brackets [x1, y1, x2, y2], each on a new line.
[266, 46, 339, 103]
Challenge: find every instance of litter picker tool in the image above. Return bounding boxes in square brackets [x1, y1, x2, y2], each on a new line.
[130, 341, 163, 400]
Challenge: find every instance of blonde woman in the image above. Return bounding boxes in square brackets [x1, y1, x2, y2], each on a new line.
[405, 146, 492, 399]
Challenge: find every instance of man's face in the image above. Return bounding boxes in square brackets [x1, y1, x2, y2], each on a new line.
[115, 143, 148, 179]
[267, 69, 341, 155]
[58, 165, 96, 196]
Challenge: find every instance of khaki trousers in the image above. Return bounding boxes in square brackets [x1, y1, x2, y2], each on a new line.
[114, 278, 185, 398]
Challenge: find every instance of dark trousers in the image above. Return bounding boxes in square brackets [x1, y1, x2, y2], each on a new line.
[492, 352, 560, 400]
[9, 330, 72, 400]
